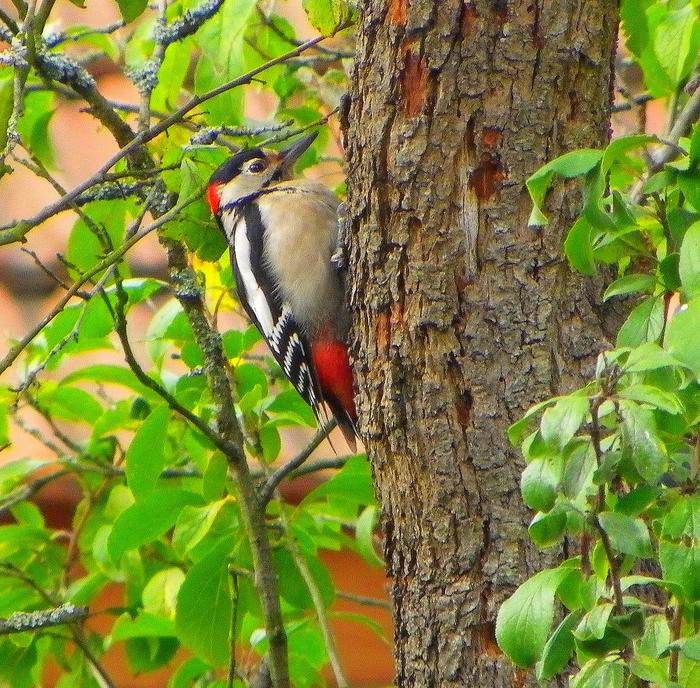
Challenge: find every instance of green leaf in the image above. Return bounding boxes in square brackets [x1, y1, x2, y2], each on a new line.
[541, 396, 588, 449]
[142, 568, 185, 620]
[61, 364, 156, 399]
[665, 298, 700, 378]
[303, 454, 375, 507]
[116, 0, 148, 22]
[259, 421, 281, 463]
[564, 218, 597, 275]
[529, 507, 568, 548]
[356, 505, 383, 567]
[18, 90, 56, 169]
[603, 274, 656, 301]
[680, 222, 700, 299]
[266, 389, 316, 426]
[570, 658, 625, 688]
[167, 658, 209, 688]
[598, 511, 653, 558]
[302, 0, 351, 34]
[653, 5, 700, 87]
[111, 612, 176, 640]
[536, 611, 581, 680]
[152, 40, 190, 112]
[573, 603, 614, 641]
[616, 295, 665, 346]
[194, 0, 257, 125]
[108, 490, 203, 562]
[680, 635, 700, 662]
[618, 384, 683, 414]
[527, 150, 603, 226]
[203, 453, 228, 502]
[66, 201, 127, 276]
[621, 0, 652, 56]
[638, 614, 670, 659]
[624, 342, 683, 372]
[38, 386, 102, 424]
[172, 501, 227, 558]
[176, 539, 232, 667]
[495, 566, 573, 667]
[660, 541, 700, 602]
[521, 456, 559, 512]
[620, 400, 667, 484]
[125, 405, 170, 499]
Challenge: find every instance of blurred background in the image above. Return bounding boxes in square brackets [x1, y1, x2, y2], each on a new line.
[0, 0, 393, 685]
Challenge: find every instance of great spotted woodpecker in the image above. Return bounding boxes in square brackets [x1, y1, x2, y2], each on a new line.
[207, 132, 357, 449]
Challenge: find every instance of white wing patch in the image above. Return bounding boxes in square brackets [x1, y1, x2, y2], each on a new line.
[269, 305, 293, 354]
[233, 218, 275, 337]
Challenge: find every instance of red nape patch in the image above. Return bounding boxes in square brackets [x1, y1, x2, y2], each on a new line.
[207, 183, 221, 215]
[311, 340, 357, 422]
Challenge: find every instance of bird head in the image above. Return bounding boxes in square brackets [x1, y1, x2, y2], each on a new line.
[206, 131, 318, 216]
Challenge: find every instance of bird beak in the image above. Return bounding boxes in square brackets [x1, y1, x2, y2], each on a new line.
[279, 131, 318, 169]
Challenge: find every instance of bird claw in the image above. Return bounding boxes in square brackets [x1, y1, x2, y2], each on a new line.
[331, 247, 346, 272]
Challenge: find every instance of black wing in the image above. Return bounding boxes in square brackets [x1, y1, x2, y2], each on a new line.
[229, 204, 323, 416]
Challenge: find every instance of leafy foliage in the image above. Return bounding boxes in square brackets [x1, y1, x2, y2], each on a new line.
[497, 1, 700, 685]
[0, 1, 378, 687]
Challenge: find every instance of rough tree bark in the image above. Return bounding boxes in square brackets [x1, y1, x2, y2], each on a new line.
[346, 1, 620, 686]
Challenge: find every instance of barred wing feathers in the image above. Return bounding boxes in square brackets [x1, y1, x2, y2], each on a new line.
[229, 206, 323, 419]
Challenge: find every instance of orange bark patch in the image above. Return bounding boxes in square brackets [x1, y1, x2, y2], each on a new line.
[455, 390, 473, 429]
[388, 0, 407, 25]
[469, 155, 505, 201]
[473, 622, 501, 657]
[376, 311, 391, 352]
[513, 668, 528, 688]
[401, 50, 429, 118]
[461, 2, 478, 37]
[480, 127, 502, 150]
[375, 302, 405, 352]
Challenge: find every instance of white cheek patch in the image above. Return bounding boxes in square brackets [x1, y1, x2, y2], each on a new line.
[233, 219, 275, 337]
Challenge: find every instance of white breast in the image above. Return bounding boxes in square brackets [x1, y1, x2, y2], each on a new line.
[257, 182, 343, 336]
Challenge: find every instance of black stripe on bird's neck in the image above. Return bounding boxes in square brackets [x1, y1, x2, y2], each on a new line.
[219, 183, 302, 214]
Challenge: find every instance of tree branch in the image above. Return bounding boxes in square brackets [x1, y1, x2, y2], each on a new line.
[0, 603, 87, 635]
[164, 240, 290, 687]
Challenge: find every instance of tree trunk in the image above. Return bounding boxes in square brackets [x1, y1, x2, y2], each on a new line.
[346, 1, 619, 686]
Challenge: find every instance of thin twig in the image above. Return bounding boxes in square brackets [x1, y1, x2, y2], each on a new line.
[0, 468, 70, 514]
[0, 8, 19, 33]
[258, 420, 336, 505]
[336, 591, 391, 610]
[288, 455, 349, 479]
[228, 573, 240, 688]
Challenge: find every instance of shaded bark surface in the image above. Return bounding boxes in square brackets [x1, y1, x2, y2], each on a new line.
[346, 1, 620, 686]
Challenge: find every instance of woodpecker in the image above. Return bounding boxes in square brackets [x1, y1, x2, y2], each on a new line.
[207, 132, 357, 449]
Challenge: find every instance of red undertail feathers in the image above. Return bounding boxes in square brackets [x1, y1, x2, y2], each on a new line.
[311, 338, 357, 451]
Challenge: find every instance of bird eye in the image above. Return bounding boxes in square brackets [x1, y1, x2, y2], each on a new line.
[248, 160, 266, 173]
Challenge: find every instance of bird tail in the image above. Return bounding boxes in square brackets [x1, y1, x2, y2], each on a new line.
[311, 339, 358, 452]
